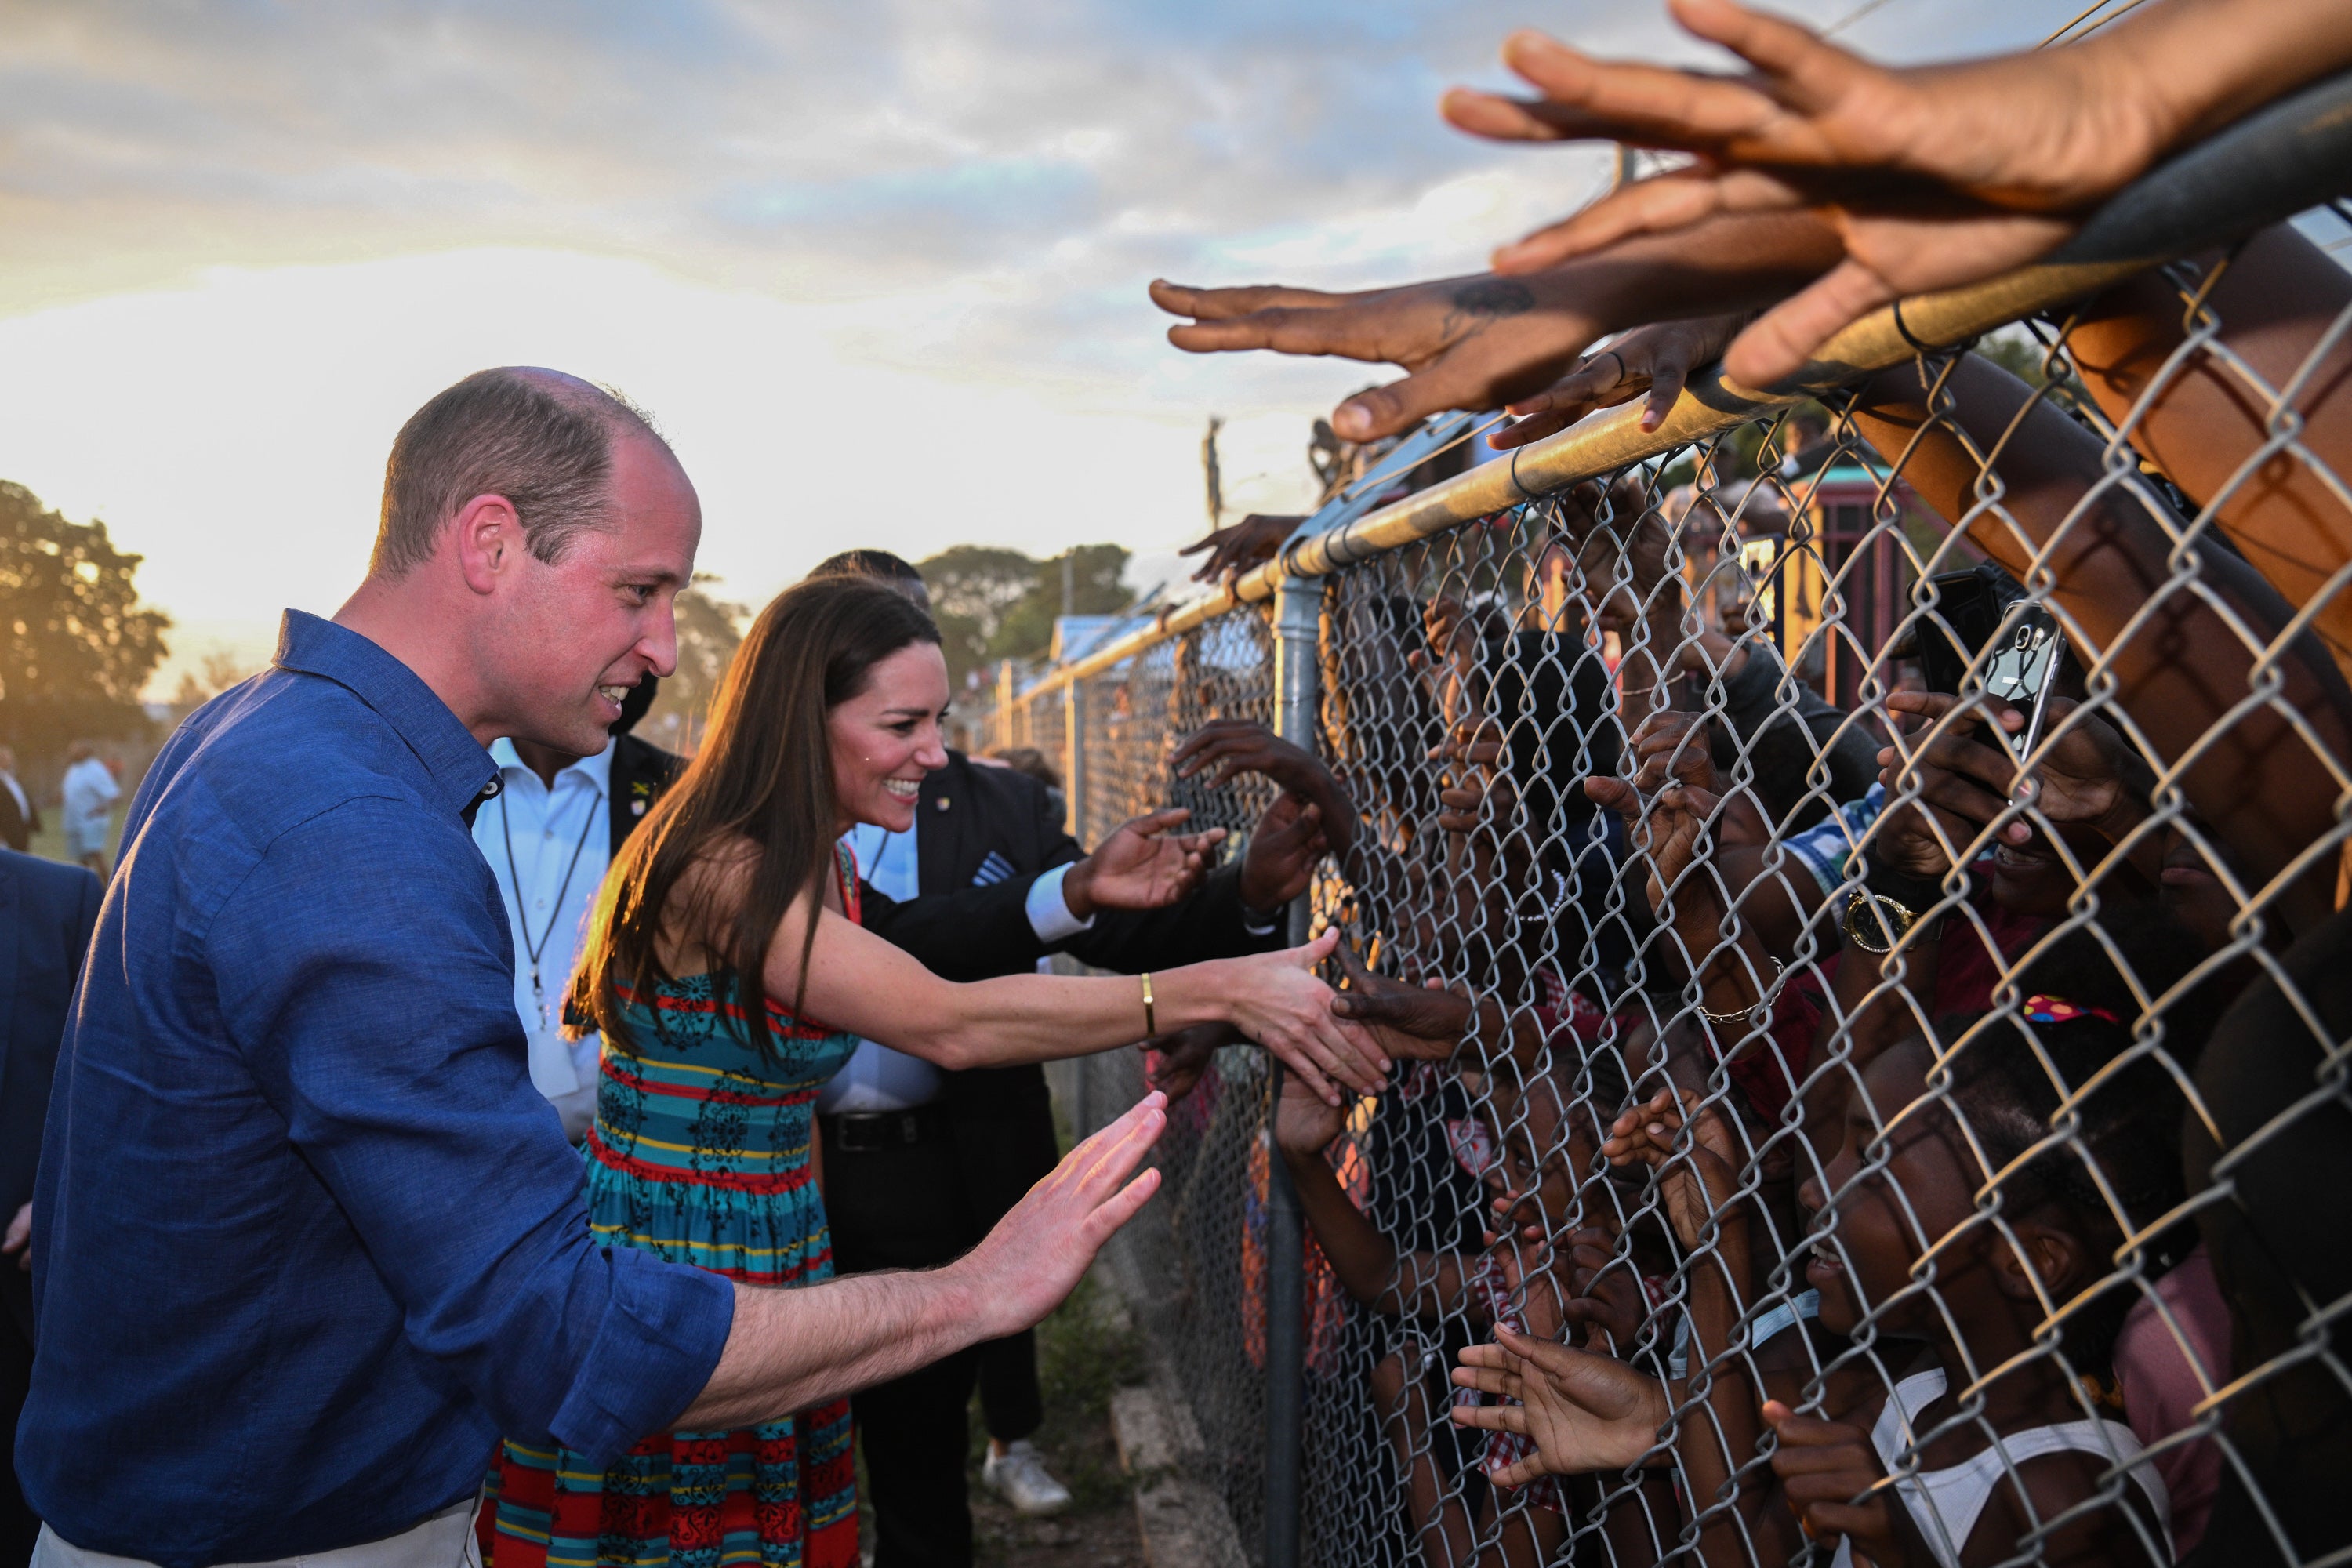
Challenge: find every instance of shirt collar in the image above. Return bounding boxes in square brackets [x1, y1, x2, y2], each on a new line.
[488, 735, 615, 800]
[274, 610, 497, 821]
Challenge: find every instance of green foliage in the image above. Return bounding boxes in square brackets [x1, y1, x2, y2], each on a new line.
[0, 480, 169, 756]
[639, 574, 746, 749]
[917, 543, 1132, 691]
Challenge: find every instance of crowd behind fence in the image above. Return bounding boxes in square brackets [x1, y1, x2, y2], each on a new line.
[997, 84, 2351, 1568]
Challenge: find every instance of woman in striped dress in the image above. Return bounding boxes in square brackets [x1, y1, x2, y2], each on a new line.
[485, 575, 1388, 1568]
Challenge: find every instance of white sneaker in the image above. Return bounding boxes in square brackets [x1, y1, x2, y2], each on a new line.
[982, 1439, 1073, 1516]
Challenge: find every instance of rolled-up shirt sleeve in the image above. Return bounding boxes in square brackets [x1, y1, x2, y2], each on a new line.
[208, 798, 733, 1464]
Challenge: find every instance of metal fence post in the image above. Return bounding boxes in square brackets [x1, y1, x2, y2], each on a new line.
[1265, 571, 1318, 1568]
[1062, 677, 1085, 843]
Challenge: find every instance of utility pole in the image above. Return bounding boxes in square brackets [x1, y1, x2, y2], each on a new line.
[1202, 414, 1225, 528]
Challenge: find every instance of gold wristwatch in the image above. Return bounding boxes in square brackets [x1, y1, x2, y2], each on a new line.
[1843, 887, 1926, 954]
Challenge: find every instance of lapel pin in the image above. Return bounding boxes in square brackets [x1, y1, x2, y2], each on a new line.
[632, 800, 646, 815]
[935, 797, 950, 812]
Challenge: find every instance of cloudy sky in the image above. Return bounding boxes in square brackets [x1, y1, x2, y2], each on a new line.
[0, 0, 2070, 696]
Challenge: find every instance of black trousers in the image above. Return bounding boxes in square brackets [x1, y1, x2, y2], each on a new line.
[2, 1311, 37, 1568]
[824, 1077, 1059, 1568]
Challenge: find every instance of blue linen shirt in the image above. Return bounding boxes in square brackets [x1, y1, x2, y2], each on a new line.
[21, 612, 736, 1568]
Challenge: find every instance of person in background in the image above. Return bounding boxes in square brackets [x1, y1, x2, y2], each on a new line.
[0, 749, 38, 855]
[56, 743, 118, 880]
[471, 677, 684, 1140]
[0, 846, 101, 1568]
[808, 549, 1335, 1565]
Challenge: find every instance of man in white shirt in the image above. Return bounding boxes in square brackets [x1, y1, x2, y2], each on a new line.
[58, 743, 121, 880]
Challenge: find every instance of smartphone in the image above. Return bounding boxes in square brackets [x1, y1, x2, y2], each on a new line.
[1912, 563, 2069, 760]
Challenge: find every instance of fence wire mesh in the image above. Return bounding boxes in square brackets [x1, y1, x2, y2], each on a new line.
[999, 210, 2352, 1568]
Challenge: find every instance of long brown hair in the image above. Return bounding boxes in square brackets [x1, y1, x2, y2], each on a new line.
[572, 574, 941, 1054]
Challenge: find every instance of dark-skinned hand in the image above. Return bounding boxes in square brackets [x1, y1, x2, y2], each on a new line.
[1150, 272, 1622, 445]
[1181, 513, 1304, 584]
[1584, 777, 1722, 917]
[1432, 0, 2292, 384]
[1328, 938, 1472, 1062]
[1240, 792, 1330, 912]
[1452, 1327, 1673, 1481]
[1763, 1399, 1903, 1566]
[1602, 1087, 1744, 1252]
[1144, 1021, 1240, 1105]
[1172, 719, 1360, 860]
[1496, 314, 1750, 447]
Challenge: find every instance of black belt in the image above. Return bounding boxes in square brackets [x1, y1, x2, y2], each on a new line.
[819, 1103, 952, 1154]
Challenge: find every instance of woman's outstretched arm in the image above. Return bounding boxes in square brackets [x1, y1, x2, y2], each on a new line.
[775, 903, 1388, 1105]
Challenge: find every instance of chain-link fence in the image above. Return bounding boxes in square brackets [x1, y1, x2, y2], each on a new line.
[1002, 80, 2352, 1568]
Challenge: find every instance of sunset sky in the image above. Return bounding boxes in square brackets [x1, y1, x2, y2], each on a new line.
[0, 0, 2127, 696]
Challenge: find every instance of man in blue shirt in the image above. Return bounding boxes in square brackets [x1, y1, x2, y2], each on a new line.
[20, 368, 1165, 1568]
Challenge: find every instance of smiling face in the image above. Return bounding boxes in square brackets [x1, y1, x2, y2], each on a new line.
[825, 641, 950, 833]
[1798, 1037, 1982, 1338]
[492, 430, 702, 756]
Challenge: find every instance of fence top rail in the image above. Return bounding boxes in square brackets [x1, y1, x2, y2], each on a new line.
[1004, 69, 2352, 705]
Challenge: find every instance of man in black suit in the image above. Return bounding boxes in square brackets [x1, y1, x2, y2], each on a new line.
[0, 750, 38, 855]
[0, 846, 103, 1566]
[811, 550, 1338, 1567]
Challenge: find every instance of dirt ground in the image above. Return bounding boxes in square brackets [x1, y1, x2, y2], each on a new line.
[857, 1272, 1146, 1568]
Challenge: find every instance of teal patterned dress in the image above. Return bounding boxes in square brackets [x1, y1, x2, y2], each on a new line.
[484, 851, 864, 1568]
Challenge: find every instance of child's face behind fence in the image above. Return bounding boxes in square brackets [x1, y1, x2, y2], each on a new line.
[1798, 1037, 2087, 1345]
[826, 641, 950, 834]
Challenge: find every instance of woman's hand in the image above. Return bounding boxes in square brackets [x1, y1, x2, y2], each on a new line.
[1214, 930, 1390, 1105]
[1602, 1087, 1743, 1251]
[1452, 1326, 1672, 1479]
[1062, 808, 1227, 918]
[1763, 1399, 1904, 1566]
[1494, 314, 1749, 447]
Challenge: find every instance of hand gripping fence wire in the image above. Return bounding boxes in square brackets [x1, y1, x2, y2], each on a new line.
[1009, 73, 2352, 1568]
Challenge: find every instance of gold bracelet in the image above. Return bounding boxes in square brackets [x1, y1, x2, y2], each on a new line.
[1140, 971, 1156, 1038]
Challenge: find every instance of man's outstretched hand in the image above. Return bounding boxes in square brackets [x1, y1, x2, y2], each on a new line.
[1240, 791, 1330, 913]
[1062, 808, 1227, 919]
[956, 1093, 1169, 1341]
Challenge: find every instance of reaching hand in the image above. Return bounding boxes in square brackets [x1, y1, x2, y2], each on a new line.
[1221, 929, 1392, 1105]
[1628, 710, 1725, 797]
[1602, 1087, 1744, 1250]
[3, 1201, 29, 1273]
[1495, 315, 1750, 447]
[1452, 1326, 1672, 1480]
[1763, 1399, 1903, 1566]
[1144, 1022, 1238, 1103]
[1062, 808, 1227, 918]
[1172, 719, 1359, 860]
[1274, 1062, 1350, 1158]
[1329, 938, 1472, 1061]
[956, 1093, 1168, 1341]
[1149, 272, 1617, 443]
[1240, 792, 1330, 913]
[1881, 689, 2143, 848]
[1555, 1226, 1653, 1357]
[1181, 514, 1304, 583]
[1584, 776, 1720, 916]
[1433, 0, 2329, 385]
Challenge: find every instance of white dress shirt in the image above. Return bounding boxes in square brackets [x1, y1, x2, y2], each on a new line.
[0, 768, 29, 822]
[817, 818, 1094, 1115]
[470, 738, 612, 1137]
